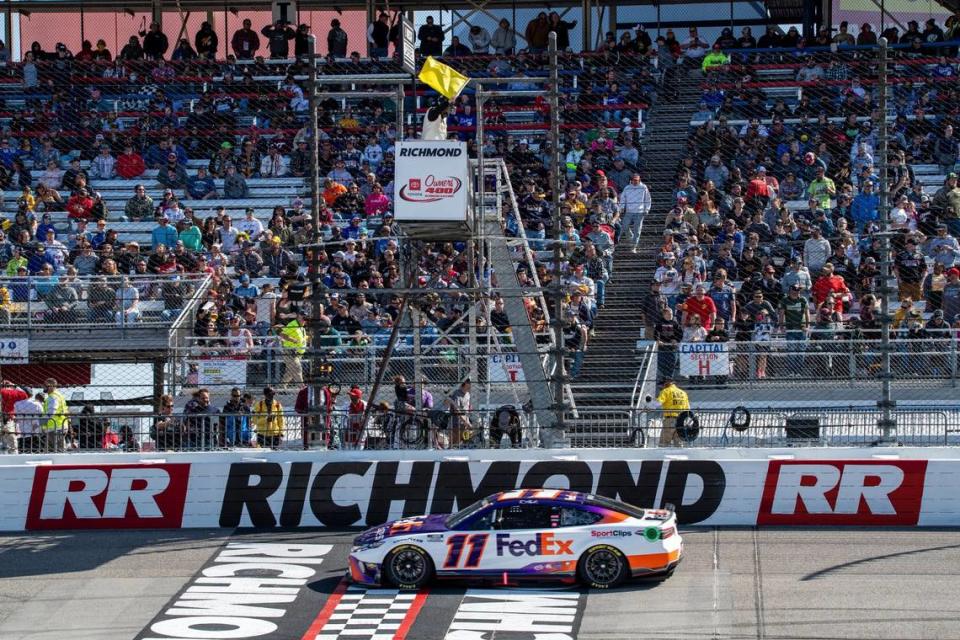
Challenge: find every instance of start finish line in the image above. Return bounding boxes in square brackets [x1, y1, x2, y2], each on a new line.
[678, 343, 730, 377]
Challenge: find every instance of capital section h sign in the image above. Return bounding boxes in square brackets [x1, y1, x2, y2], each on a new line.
[679, 342, 730, 377]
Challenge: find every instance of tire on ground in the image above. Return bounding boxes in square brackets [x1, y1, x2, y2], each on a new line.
[577, 544, 628, 589]
[383, 545, 434, 590]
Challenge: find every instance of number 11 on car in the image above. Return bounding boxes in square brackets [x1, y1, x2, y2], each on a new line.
[443, 533, 488, 568]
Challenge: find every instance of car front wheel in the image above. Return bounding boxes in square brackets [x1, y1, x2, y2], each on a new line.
[578, 545, 628, 589]
[383, 545, 434, 589]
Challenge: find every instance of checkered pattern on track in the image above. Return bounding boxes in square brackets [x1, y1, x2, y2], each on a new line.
[314, 585, 418, 640]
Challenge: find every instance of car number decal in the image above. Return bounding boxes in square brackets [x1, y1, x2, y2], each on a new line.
[443, 533, 489, 568]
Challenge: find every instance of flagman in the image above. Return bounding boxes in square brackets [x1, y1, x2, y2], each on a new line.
[422, 96, 451, 140]
[417, 56, 470, 140]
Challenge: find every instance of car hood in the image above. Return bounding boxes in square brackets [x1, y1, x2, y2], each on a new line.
[353, 514, 450, 546]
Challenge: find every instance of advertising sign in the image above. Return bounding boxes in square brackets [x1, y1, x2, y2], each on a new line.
[0, 337, 28, 363]
[394, 141, 469, 222]
[197, 357, 248, 386]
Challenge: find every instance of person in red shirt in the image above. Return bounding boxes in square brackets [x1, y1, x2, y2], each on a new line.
[0, 380, 29, 416]
[345, 386, 367, 449]
[116, 144, 146, 179]
[746, 166, 771, 207]
[682, 284, 717, 330]
[66, 187, 94, 219]
[811, 262, 850, 314]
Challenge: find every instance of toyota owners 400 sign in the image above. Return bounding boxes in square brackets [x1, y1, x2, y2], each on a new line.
[394, 141, 469, 222]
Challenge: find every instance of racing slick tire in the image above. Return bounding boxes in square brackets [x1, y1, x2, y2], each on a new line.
[383, 545, 434, 590]
[578, 545, 628, 589]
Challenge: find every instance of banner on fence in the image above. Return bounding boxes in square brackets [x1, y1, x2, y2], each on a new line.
[488, 353, 525, 382]
[679, 342, 730, 377]
[4, 451, 960, 531]
[394, 141, 469, 222]
[0, 338, 28, 363]
[196, 357, 248, 386]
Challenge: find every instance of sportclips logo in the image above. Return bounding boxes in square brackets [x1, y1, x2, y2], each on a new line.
[218, 459, 726, 528]
[26, 464, 190, 530]
[398, 174, 463, 203]
[758, 460, 928, 526]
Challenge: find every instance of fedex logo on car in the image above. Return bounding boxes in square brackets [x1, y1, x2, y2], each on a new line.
[757, 460, 927, 526]
[26, 464, 190, 530]
[495, 532, 574, 557]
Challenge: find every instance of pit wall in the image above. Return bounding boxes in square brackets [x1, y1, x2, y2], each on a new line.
[2, 447, 958, 531]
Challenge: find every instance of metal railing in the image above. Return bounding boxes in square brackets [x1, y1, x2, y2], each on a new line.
[6, 404, 960, 454]
[0, 274, 211, 331]
[652, 336, 960, 386]
[0, 407, 540, 453]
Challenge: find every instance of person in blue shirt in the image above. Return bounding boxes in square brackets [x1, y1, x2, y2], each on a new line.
[342, 216, 366, 240]
[35, 214, 56, 242]
[186, 167, 218, 200]
[0, 139, 18, 168]
[151, 216, 179, 250]
[234, 274, 259, 299]
[851, 181, 879, 233]
[27, 244, 48, 275]
[708, 273, 737, 325]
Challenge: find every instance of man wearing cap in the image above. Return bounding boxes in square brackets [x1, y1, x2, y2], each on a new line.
[209, 141, 235, 178]
[645, 378, 688, 447]
[151, 212, 179, 251]
[158, 151, 188, 190]
[253, 387, 285, 449]
[942, 267, 960, 322]
[234, 242, 263, 278]
[933, 173, 960, 238]
[40, 377, 68, 452]
[928, 224, 960, 268]
[851, 180, 879, 233]
[279, 311, 308, 386]
[895, 237, 928, 302]
[263, 238, 294, 278]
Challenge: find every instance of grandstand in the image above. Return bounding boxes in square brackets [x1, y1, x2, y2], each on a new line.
[0, 0, 958, 454]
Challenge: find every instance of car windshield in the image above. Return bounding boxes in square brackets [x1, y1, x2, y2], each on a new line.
[585, 494, 646, 519]
[445, 497, 492, 528]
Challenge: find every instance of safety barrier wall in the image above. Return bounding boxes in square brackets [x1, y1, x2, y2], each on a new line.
[2, 448, 960, 531]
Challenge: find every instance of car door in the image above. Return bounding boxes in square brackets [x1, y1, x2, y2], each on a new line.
[486, 503, 581, 575]
[435, 505, 497, 576]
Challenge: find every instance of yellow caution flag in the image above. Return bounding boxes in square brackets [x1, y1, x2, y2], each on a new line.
[418, 56, 470, 100]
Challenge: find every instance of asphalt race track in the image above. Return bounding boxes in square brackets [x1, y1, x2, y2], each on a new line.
[0, 528, 958, 640]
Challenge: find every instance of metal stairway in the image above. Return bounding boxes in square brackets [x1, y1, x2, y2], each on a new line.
[474, 158, 567, 431]
[569, 72, 705, 444]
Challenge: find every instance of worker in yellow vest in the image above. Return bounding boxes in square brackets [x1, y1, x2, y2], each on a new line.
[279, 310, 308, 386]
[652, 378, 689, 447]
[41, 377, 69, 452]
[253, 386, 285, 449]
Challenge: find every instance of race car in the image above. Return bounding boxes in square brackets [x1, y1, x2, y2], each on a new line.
[349, 488, 682, 589]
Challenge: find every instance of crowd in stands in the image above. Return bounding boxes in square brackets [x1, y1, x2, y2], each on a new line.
[4, 11, 960, 451]
[647, 15, 960, 383]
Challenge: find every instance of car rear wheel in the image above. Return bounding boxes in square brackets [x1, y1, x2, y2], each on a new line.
[578, 545, 627, 589]
[383, 545, 434, 590]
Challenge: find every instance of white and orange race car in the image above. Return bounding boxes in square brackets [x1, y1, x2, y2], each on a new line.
[349, 488, 682, 589]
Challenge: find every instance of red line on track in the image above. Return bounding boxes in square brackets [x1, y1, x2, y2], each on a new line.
[394, 589, 430, 640]
[300, 576, 349, 640]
